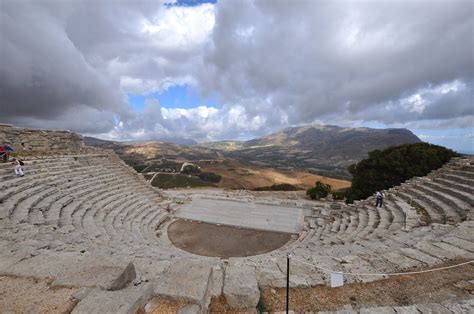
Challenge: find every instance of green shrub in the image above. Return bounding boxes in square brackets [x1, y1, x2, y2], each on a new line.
[345, 142, 459, 203]
[199, 172, 222, 183]
[132, 164, 148, 173]
[306, 181, 332, 200]
[181, 164, 201, 175]
[331, 190, 346, 200]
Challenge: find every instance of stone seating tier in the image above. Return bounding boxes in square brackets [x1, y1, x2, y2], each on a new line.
[0, 153, 472, 311]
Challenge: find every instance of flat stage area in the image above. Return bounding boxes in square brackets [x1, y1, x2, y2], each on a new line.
[168, 220, 291, 257]
[175, 198, 303, 234]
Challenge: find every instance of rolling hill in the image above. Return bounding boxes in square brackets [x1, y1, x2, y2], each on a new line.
[198, 124, 421, 178]
[86, 124, 421, 181]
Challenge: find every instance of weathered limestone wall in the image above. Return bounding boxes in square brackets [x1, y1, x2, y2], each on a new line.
[0, 124, 85, 152]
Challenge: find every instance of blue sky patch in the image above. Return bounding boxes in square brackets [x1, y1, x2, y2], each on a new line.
[166, 0, 217, 7]
[128, 84, 219, 112]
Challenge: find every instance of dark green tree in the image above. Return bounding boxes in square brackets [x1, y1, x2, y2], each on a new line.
[345, 142, 459, 203]
[306, 181, 332, 200]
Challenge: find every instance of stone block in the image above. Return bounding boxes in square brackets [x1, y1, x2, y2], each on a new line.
[153, 260, 213, 307]
[210, 264, 224, 297]
[6, 252, 136, 290]
[256, 261, 286, 288]
[223, 265, 260, 309]
[72, 284, 153, 314]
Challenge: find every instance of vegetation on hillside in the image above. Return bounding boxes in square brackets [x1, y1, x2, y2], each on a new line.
[253, 183, 300, 191]
[150, 173, 215, 189]
[199, 172, 222, 183]
[306, 181, 332, 200]
[345, 143, 459, 203]
[181, 163, 201, 175]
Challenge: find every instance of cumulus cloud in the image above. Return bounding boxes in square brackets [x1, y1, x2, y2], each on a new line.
[199, 0, 473, 127]
[0, 0, 472, 147]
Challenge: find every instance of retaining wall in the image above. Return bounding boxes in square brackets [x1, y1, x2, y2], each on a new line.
[0, 124, 85, 152]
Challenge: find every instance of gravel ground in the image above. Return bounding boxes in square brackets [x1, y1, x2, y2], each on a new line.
[0, 275, 78, 313]
[261, 260, 474, 312]
[168, 219, 291, 258]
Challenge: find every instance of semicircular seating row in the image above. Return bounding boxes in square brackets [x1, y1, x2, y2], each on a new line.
[0, 153, 473, 268]
[262, 157, 474, 286]
[286, 157, 473, 248]
[0, 153, 185, 259]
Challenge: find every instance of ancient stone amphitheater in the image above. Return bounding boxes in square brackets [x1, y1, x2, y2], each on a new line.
[0, 125, 473, 313]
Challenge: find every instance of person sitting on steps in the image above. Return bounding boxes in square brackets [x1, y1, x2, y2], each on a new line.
[375, 190, 385, 207]
[12, 158, 24, 177]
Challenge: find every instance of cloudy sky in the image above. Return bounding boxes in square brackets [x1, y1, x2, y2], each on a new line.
[1, 0, 473, 152]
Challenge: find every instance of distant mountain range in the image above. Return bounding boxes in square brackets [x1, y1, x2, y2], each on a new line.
[84, 136, 197, 147]
[197, 125, 421, 178]
[85, 124, 421, 179]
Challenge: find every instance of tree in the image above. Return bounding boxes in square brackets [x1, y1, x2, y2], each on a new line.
[306, 181, 332, 200]
[345, 142, 459, 203]
[181, 163, 201, 175]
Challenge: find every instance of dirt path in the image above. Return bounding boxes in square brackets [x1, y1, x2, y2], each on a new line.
[261, 260, 474, 312]
[168, 219, 291, 258]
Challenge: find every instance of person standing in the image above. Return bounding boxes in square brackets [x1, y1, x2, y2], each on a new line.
[375, 190, 385, 207]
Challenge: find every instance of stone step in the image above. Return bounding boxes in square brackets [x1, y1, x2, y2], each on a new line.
[74, 181, 147, 231]
[72, 284, 153, 314]
[10, 186, 59, 223]
[102, 196, 144, 242]
[423, 179, 473, 207]
[36, 172, 125, 224]
[72, 184, 145, 236]
[59, 181, 134, 227]
[396, 190, 445, 224]
[439, 173, 472, 186]
[444, 168, 474, 180]
[45, 175, 127, 226]
[405, 187, 461, 223]
[432, 177, 474, 195]
[412, 182, 469, 220]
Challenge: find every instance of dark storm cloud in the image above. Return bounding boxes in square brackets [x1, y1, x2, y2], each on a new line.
[0, 0, 129, 121]
[0, 0, 472, 141]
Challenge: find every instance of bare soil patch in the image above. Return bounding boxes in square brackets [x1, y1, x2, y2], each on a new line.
[199, 159, 351, 190]
[209, 296, 258, 313]
[261, 259, 474, 312]
[0, 275, 78, 313]
[168, 219, 291, 258]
